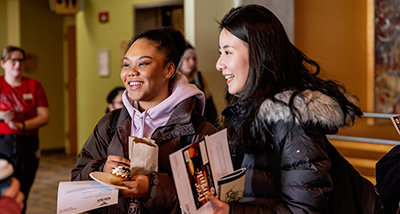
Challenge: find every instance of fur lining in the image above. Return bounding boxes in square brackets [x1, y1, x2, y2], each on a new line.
[258, 90, 355, 128]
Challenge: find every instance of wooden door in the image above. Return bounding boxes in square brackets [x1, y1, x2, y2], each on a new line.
[67, 26, 77, 155]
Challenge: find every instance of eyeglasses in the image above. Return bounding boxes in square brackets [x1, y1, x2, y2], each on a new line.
[7, 58, 25, 64]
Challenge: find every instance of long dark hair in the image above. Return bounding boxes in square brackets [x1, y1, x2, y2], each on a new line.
[219, 5, 362, 152]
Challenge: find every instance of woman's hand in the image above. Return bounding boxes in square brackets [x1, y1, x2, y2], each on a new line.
[118, 175, 149, 198]
[3, 178, 25, 210]
[0, 110, 14, 122]
[207, 192, 229, 214]
[5, 121, 18, 130]
[103, 155, 130, 173]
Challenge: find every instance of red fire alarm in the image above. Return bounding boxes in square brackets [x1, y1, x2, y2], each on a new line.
[98, 11, 109, 23]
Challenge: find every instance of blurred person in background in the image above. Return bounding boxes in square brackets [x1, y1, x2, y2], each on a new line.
[106, 86, 125, 113]
[0, 45, 49, 213]
[177, 43, 219, 127]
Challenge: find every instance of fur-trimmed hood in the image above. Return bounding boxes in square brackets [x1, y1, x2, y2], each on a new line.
[258, 90, 358, 130]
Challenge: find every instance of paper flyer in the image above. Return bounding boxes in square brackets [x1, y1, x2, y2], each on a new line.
[57, 180, 118, 214]
[182, 140, 216, 208]
[169, 129, 244, 214]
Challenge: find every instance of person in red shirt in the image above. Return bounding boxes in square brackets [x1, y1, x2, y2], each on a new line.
[0, 46, 49, 213]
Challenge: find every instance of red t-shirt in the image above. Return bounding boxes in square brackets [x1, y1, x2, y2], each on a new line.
[0, 76, 49, 135]
[0, 196, 22, 214]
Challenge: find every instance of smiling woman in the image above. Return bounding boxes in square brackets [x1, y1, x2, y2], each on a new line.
[71, 27, 217, 214]
[206, 4, 381, 214]
[121, 38, 174, 111]
[216, 29, 249, 95]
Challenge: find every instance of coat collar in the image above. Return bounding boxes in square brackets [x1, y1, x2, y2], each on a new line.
[223, 89, 357, 133]
[258, 90, 355, 129]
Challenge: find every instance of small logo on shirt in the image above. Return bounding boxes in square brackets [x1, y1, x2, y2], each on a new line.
[291, 143, 308, 159]
[23, 93, 33, 100]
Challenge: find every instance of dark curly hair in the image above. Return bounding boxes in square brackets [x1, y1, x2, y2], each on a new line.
[127, 27, 186, 72]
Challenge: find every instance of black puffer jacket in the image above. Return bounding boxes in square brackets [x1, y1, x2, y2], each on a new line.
[223, 90, 363, 213]
[71, 97, 217, 214]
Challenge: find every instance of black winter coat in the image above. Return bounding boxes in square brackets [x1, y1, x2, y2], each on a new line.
[223, 90, 381, 213]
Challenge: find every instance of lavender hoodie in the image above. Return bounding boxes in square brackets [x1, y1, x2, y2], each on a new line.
[122, 72, 206, 138]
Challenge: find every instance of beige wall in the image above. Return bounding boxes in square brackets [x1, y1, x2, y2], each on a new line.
[296, 1, 368, 103]
[6, 0, 20, 46]
[238, 0, 294, 42]
[0, 1, 8, 48]
[188, 0, 233, 115]
[295, 1, 398, 141]
[0, 0, 21, 52]
[20, 0, 65, 150]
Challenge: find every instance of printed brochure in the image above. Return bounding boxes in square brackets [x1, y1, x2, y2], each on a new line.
[169, 129, 246, 214]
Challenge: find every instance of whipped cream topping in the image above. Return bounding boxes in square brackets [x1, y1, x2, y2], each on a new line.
[112, 165, 131, 178]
